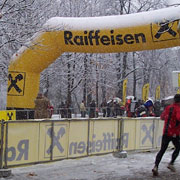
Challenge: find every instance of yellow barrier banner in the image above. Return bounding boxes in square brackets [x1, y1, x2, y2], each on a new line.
[155, 85, 160, 100]
[89, 119, 119, 155]
[142, 83, 150, 102]
[0, 110, 16, 121]
[6, 122, 39, 166]
[154, 120, 163, 148]
[136, 119, 154, 149]
[123, 119, 136, 150]
[1, 117, 166, 167]
[7, 6, 180, 109]
[123, 79, 128, 105]
[39, 122, 69, 161]
[68, 121, 88, 158]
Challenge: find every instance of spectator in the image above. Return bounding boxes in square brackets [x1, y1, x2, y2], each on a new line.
[134, 99, 142, 117]
[89, 100, 96, 118]
[125, 98, 132, 117]
[154, 100, 161, 117]
[113, 101, 119, 117]
[119, 104, 125, 116]
[34, 93, 50, 119]
[130, 97, 138, 117]
[65, 100, 72, 118]
[48, 104, 54, 118]
[96, 107, 99, 118]
[144, 99, 155, 117]
[59, 102, 66, 118]
[107, 101, 112, 117]
[101, 99, 107, 117]
[80, 100, 86, 118]
[136, 104, 147, 117]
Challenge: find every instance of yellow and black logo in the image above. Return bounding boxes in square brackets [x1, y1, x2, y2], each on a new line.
[45, 125, 67, 158]
[0, 110, 16, 121]
[151, 20, 180, 42]
[6, 111, 16, 121]
[8, 72, 26, 96]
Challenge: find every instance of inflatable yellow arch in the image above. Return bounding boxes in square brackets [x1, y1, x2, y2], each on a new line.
[7, 6, 180, 109]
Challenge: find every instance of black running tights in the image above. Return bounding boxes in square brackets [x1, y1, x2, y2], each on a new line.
[155, 135, 180, 167]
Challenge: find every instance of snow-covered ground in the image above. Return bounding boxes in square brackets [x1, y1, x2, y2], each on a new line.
[3, 149, 180, 180]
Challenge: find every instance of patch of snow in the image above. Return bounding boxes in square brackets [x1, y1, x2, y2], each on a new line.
[43, 6, 180, 31]
[167, 0, 180, 6]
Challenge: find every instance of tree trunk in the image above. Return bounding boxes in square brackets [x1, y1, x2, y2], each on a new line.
[67, 55, 72, 106]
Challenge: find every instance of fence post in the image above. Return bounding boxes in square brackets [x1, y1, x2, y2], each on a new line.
[0, 120, 4, 169]
[152, 118, 156, 149]
[0, 120, 11, 178]
[113, 118, 127, 158]
[86, 119, 90, 156]
[50, 121, 54, 161]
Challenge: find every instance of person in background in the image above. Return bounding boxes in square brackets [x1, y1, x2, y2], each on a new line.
[109, 100, 114, 117]
[119, 100, 125, 116]
[144, 99, 155, 117]
[134, 99, 142, 117]
[125, 98, 132, 117]
[65, 100, 72, 118]
[101, 99, 107, 117]
[136, 104, 147, 117]
[95, 107, 99, 118]
[89, 100, 96, 118]
[48, 104, 54, 118]
[43, 94, 53, 118]
[34, 93, 50, 119]
[107, 101, 111, 117]
[154, 100, 161, 117]
[130, 97, 138, 117]
[80, 100, 86, 118]
[113, 101, 119, 117]
[152, 94, 180, 176]
[59, 102, 66, 118]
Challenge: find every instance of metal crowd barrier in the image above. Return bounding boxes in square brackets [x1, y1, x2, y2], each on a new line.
[0, 116, 164, 176]
[0, 107, 126, 121]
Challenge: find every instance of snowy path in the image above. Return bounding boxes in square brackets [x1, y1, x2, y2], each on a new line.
[3, 150, 180, 180]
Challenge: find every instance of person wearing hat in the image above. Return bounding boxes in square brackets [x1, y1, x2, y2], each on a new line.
[144, 99, 155, 117]
[152, 94, 180, 176]
[34, 92, 50, 119]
